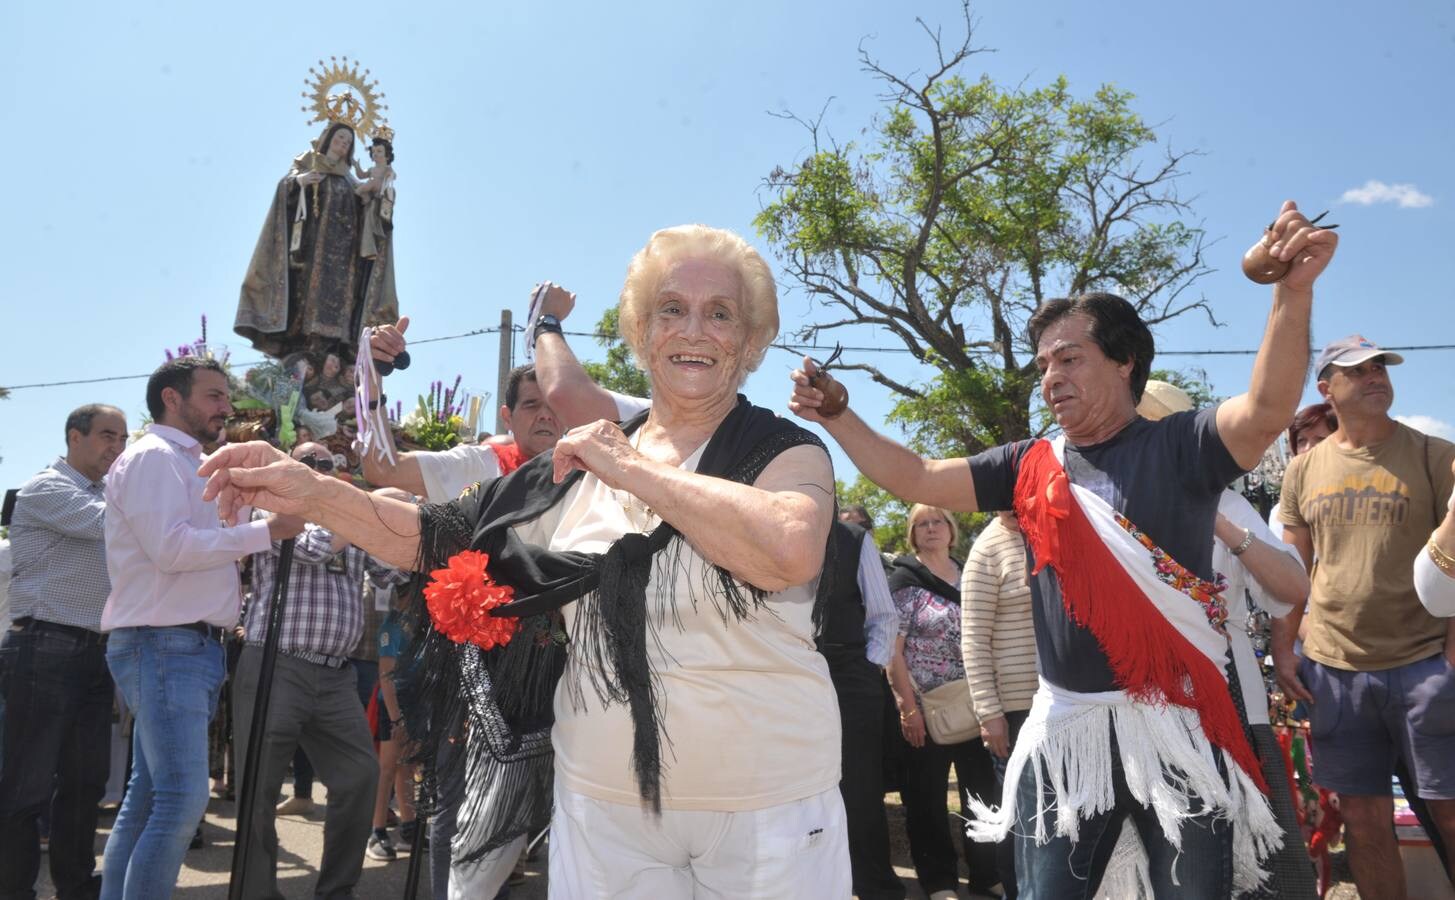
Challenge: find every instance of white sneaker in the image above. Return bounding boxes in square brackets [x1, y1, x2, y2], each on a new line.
[275, 796, 315, 816]
[929, 891, 959, 900]
[366, 832, 397, 861]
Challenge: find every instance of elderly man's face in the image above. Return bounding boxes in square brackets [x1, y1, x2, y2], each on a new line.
[1318, 357, 1394, 420]
[643, 257, 750, 408]
[1034, 314, 1136, 440]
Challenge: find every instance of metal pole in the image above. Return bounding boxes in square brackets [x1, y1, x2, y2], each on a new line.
[495, 309, 513, 434]
[228, 538, 296, 900]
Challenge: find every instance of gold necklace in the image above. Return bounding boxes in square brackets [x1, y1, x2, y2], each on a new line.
[615, 430, 656, 533]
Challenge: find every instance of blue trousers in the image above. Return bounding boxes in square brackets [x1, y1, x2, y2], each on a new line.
[101, 627, 224, 900]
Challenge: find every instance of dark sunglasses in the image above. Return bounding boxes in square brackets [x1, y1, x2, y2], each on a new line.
[299, 453, 335, 473]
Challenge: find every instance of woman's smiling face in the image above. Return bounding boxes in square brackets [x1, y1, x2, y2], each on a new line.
[642, 256, 751, 408]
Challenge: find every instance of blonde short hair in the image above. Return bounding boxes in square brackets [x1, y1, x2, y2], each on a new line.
[906, 503, 959, 554]
[617, 225, 779, 378]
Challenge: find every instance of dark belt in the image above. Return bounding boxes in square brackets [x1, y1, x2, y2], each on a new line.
[173, 622, 227, 643]
[13, 616, 107, 647]
[245, 642, 350, 669]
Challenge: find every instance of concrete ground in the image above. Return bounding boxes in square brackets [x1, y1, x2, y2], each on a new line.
[37, 784, 1364, 899]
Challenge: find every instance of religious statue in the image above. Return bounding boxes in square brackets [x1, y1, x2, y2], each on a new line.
[235, 56, 399, 361]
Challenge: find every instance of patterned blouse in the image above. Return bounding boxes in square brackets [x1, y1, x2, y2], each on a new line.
[893, 583, 967, 692]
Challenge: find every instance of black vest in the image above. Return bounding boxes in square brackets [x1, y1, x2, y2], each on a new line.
[818, 521, 870, 648]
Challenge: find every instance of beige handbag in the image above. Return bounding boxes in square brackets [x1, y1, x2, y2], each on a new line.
[918, 678, 980, 745]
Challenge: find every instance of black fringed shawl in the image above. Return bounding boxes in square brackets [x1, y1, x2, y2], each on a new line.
[887, 553, 963, 604]
[397, 397, 833, 861]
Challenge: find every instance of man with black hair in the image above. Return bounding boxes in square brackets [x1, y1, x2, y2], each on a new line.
[99, 357, 302, 899]
[0, 404, 125, 900]
[791, 201, 1336, 898]
[360, 359, 564, 502]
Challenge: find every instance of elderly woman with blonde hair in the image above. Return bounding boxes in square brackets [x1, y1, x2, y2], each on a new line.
[886, 504, 1001, 899]
[201, 224, 849, 898]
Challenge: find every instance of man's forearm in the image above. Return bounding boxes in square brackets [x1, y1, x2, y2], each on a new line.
[534, 331, 622, 427]
[820, 409, 978, 512]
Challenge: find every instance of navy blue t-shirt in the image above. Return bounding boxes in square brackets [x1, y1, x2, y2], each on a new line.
[968, 409, 1246, 692]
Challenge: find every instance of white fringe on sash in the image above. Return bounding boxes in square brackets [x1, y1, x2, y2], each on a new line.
[965, 679, 1282, 896]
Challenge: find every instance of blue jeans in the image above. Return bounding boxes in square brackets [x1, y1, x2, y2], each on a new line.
[0, 622, 112, 900]
[1014, 733, 1233, 899]
[101, 628, 224, 900]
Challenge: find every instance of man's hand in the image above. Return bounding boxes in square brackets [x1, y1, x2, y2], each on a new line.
[199, 442, 328, 525]
[788, 356, 837, 426]
[1272, 643, 1314, 705]
[536, 282, 576, 321]
[266, 513, 307, 542]
[980, 714, 1011, 758]
[368, 316, 409, 364]
[1268, 200, 1339, 293]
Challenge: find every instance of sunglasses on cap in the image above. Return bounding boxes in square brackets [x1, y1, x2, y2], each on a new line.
[298, 453, 335, 473]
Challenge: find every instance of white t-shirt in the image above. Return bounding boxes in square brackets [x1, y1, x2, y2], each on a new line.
[538, 441, 840, 811]
[1414, 492, 1455, 618]
[416, 393, 652, 503]
[1214, 490, 1301, 725]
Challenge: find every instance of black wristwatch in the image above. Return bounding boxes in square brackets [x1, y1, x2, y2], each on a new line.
[532, 313, 563, 339]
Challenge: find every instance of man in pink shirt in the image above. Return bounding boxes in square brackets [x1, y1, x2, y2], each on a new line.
[99, 357, 300, 900]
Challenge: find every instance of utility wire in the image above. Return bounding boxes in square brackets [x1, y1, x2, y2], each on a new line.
[5, 324, 1453, 392]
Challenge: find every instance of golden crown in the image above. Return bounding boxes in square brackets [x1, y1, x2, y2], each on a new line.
[299, 56, 390, 142]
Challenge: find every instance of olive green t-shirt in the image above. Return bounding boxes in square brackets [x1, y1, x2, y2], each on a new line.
[1280, 423, 1455, 671]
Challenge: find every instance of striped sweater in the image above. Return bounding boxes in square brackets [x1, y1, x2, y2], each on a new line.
[960, 516, 1038, 720]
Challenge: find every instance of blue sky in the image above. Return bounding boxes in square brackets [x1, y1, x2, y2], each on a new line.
[3, 0, 1452, 494]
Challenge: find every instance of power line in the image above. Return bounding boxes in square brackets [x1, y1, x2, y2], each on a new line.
[5, 325, 1452, 392]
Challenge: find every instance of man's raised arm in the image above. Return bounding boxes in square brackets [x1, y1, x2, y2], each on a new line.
[530, 282, 635, 427]
[1216, 201, 1339, 470]
[788, 357, 979, 512]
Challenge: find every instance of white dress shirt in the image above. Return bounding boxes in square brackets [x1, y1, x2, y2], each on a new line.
[856, 532, 898, 667]
[1214, 490, 1301, 725]
[101, 424, 273, 630]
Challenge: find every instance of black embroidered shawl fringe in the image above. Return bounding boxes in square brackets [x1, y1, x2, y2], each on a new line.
[396, 397, 835, 861]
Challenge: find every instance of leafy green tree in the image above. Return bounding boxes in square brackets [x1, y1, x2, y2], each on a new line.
[580, 307, 652, 399]
[756, 6, 1217, 458]
[839, 474, 985, 559]
[1149, 366, 1220, 409]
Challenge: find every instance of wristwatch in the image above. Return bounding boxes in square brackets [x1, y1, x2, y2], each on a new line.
[532, 313, 563, 339]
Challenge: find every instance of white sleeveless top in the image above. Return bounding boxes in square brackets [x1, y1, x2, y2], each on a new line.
[537, 444, 841, 811]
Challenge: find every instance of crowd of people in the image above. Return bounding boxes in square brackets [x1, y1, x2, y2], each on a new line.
[0, 205, 1452, 900]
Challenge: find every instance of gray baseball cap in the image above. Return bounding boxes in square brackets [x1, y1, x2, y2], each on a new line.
[1314, 335, 1405, 378]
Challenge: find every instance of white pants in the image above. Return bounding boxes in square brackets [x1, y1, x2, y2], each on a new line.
[548, 783, 851, 899]
[449, 834, 526, 900]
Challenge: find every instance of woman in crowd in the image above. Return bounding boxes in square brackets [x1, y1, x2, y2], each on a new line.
[201, 224, 848, 899]
[886, 504, 1000, 900]
[1268, 402, 1337, 542]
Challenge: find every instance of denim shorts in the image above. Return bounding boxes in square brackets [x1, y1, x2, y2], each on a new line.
[1302, 652, 1455, 798]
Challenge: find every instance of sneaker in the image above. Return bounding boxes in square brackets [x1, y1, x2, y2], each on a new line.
[366, 831, 397, 861]
[275, 796, 315, 816]
[398, 819, 428, 849]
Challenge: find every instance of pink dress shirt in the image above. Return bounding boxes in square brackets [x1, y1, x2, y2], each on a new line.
[101, 424, 273, 630]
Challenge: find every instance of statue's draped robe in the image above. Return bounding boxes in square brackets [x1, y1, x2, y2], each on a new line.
[236, 145, 398, 358]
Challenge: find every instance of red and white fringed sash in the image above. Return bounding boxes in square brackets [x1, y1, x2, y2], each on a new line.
[1015, 437, 1263, 788]
[964, 438, 1280, 896]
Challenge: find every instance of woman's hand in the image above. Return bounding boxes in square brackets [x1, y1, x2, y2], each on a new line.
[899, 705, 926, 748]
[551, 419, 639, 489]
[199, 442, 328, 524]
[980, 714, 1010, 758]
[296, 171, 324, 188]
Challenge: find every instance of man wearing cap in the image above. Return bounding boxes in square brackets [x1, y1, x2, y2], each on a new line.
[1274, 336, 1455, 896]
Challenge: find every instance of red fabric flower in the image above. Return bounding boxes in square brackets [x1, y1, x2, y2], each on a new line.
[423, 550, 518, 650]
